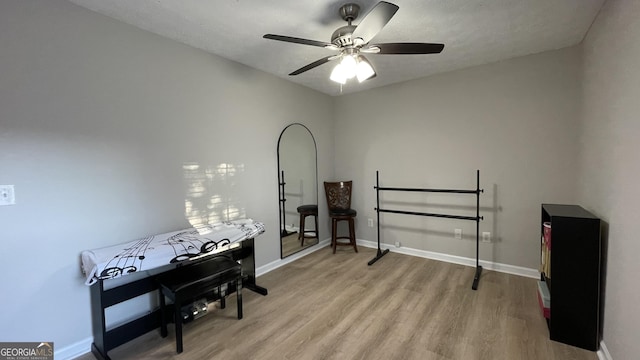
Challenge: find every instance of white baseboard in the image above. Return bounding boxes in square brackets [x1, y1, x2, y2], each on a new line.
[55, 337, 93, 360]
[356, 239, 540, 279]
[597, 341, 613, 360]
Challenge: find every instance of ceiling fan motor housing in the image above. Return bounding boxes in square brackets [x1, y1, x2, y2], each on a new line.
[331, 25, 356, 47]
[332, 3, 361, 47]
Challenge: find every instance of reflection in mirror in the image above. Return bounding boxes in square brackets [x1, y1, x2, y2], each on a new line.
[278, 123, 318, 258]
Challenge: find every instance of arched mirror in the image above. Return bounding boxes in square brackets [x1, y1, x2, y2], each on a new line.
[278, 123, 318, 258]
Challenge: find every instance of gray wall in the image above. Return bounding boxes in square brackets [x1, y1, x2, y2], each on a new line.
[0, 0, 333, 353]
[333, 47, 582, 269]
[2, 0, 639, 358]
[579, 0, 640, 358]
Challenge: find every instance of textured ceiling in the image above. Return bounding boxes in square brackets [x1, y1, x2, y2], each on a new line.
[67, 0, 605, 96]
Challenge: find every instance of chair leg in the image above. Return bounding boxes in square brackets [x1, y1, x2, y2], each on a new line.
[174, 299, 183, 354]
[300, 214, 305, 246]
[314, 214, 318, 239]
[159, 290, 167, 338]
[349, 218, 358, 253]
[219, 285, 226, 309]
[236, 278, 243, 320]
[298, 213, 304, 241]
[331, 218, 338, 254]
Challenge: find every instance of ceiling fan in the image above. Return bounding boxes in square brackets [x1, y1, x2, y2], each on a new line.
[263, 1, 444, 84]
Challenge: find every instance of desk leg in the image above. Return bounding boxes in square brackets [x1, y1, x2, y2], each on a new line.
[241, 238, 268, 296]
[91, 343, 110, 360]
[90, 281, 110, 360]
[245, 279, 268, 295]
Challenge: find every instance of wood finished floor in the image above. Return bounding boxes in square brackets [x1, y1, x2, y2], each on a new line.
[76, 247, 597, 360]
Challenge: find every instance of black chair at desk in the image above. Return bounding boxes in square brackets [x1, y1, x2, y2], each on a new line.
[156, 255, 243, 354]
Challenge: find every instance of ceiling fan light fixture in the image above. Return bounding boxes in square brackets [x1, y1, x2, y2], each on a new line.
[330, 63, 347, 84]
[341, 55, 357, 79]
[331, 54, 368, 84]
[356, 56, 375, 82]
[330, 55, 357, 84]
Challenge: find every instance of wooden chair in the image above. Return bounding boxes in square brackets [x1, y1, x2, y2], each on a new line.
[296, 204, 318, 246]
[323, 181, 358, 253]
[156, 256, 243, 354]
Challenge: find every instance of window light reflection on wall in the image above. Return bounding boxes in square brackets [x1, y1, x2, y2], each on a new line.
[183, 162, 246, 231]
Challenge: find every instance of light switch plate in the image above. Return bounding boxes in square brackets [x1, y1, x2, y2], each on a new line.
[0, 185, 15, 206]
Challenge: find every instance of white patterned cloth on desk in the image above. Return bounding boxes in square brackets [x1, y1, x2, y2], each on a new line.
[81, 219, 265, 285]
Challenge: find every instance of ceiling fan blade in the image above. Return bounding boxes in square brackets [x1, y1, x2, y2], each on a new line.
[263, 34, 338, 49]
[365, 43, 445, 54]
[289, 55, 339, 76]
[351, 1, 399, 44]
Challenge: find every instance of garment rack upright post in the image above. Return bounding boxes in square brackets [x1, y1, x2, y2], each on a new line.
[368, 170, 484, 290]
[279, 170, 291, 237]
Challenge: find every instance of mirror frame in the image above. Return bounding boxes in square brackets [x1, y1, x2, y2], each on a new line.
[277, 123, 318, 259]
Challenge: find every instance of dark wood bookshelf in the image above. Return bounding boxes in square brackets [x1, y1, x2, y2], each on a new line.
[540, 204, 602, 351]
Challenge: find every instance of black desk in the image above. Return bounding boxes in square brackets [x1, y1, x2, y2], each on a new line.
[90, 237, 266, 360]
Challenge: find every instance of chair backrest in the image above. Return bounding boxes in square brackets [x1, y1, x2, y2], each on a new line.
[323, 181, 353, 211]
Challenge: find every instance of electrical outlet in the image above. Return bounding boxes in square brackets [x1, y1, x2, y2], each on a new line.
[0, 185, 15, 206]
[482, 232, 491, 243]
[454, 228, 462, 239]
[367, 218, 374, 227]
[395, 241, 401, 248]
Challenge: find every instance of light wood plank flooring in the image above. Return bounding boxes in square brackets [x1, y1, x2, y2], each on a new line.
[76, 247, 597, 360]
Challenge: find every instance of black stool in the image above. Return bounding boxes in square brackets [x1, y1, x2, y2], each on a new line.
[297, 204, 318, 246]
[156, 256, 243, 354]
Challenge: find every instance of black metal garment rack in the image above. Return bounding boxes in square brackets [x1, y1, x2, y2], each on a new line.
[368, 170, 484, 290]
